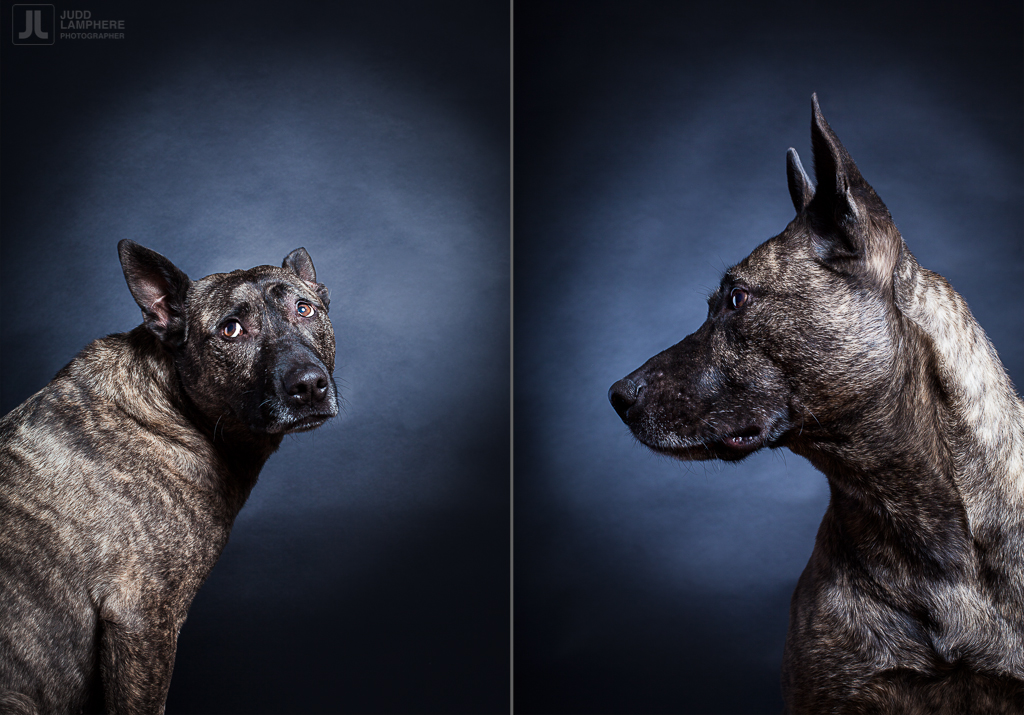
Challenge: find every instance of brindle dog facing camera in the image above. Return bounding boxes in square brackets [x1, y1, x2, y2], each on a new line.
[610, 96, 1024, 713]
[0, 241, 338, 714]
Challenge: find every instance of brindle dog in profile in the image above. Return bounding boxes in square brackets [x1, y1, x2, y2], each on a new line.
[0, 241, 339, 714]
[609, 95, 1024, 713]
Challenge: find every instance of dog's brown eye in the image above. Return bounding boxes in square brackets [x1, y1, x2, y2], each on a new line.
[730, 288, 749, 310]
[296, 302, 315, 318]
[221, 321, 244, 339]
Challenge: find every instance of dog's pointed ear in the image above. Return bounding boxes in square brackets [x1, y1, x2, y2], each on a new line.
[119, 240, 190, 347]
[806, 94, 901, 284]
[283, 247, 316, 282]
[786, 147, 814, 214]
[283, 247, 330, 310]
[808, 93, 866, 228]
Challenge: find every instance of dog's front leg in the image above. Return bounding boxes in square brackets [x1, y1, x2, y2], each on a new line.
[98, 607, 181, 714]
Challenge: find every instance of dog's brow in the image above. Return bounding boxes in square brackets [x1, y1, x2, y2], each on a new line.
[265, 281, 302, 300]
[221, 303, 254, 321]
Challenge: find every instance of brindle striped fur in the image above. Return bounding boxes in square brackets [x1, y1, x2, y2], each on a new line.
[609, 95, 1024, 713]
[0, 242, 338, 714]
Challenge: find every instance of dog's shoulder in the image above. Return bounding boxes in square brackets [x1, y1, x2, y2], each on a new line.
[1, 326, 221, 493]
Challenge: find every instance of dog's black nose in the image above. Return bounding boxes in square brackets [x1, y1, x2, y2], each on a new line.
[608, 378, 641, 421]
[282, 364, 330, 406]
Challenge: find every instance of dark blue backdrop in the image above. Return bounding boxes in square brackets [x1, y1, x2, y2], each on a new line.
[514, 2, 1023, 713]
[4, 2, 1024, 713]
[1, 2, 509, 712]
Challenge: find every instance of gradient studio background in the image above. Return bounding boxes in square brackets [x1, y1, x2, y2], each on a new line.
[0, 2, 509, 713]
[515, 2, 1023, 714]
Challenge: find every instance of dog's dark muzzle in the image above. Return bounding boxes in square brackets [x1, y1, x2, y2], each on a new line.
[608, 328, 787, 461]
[267, 342, 339, 434]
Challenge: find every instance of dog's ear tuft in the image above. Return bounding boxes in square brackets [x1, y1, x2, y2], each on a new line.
[786, 148, 814, 214]
[283, 247, 330, 310]
[119, 240, 190, 347]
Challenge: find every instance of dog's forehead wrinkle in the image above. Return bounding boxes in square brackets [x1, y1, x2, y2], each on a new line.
[215, 302, 256, 326]
[200, 279, 313, 329]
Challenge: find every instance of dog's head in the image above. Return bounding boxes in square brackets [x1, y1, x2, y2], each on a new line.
[119, 241, 339, 437]
[609, 94, 913, 462]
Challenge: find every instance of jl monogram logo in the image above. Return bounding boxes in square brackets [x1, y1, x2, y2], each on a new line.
[12, 5, 54, 45]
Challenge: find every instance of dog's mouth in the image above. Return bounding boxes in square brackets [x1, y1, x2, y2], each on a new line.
[611, 374, 786, 463]
[275, 413, 336, 434]
[638, 422, 770, 462]
[714, 425, 764, 459]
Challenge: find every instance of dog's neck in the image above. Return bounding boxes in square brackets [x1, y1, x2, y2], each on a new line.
[791, 253, 1024, 656]
[793, 387, 977, 584]
[895, 254, 1024, 532]
[796, 252, 1024, 545]
[91, 327, 280, 517]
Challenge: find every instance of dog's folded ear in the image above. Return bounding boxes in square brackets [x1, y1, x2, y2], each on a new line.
[805, 93, 901, 286]
[283, 247, 330, 310]
[119, 240, 190, 347]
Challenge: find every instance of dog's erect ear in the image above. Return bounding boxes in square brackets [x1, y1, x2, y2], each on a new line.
[809, 93, 867, 214]
[283, 247, 330, 310]
[786, 147, 814, 214]
[119, 240, 190, 347]
[805, 93, 900, 284]
[283, 247, 316, 283]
